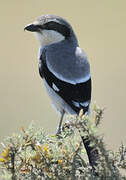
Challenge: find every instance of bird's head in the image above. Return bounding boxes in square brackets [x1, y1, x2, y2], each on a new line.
[24, 14, 78, 47]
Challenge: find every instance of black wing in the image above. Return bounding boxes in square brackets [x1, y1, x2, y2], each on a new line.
[39, 48, 91, 114]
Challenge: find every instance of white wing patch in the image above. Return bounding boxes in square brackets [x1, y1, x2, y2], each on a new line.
[72, 100, 90, 108]
[72, 101, 80, 107]
[80, 101, 90, 107]
[52, 83, 59, 92]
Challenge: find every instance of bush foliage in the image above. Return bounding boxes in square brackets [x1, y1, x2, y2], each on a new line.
[0, 105, 126, 179]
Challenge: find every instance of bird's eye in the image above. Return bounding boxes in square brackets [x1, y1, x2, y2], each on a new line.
[36, 25, 43, 31]
[42, 22, 56, 30]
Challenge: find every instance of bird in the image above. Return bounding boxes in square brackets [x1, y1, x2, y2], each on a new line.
[24, 14, 91, 134]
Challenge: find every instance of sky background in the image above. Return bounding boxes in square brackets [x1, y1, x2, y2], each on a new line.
[0, 0, 126, 150]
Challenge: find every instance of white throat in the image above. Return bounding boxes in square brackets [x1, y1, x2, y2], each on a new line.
[35, 30, 65, 47]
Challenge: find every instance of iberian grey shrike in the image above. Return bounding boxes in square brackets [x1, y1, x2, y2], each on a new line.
[24, 15, 91, 134]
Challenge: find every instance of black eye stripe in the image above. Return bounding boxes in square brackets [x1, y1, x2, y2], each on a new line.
[40, 21, 70, 38]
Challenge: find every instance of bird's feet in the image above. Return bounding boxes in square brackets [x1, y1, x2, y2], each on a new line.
[56, 125, 62, 136]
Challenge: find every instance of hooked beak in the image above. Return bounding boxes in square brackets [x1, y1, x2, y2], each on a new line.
[24, 24, 41, 32]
